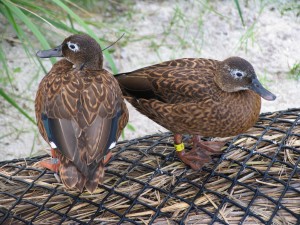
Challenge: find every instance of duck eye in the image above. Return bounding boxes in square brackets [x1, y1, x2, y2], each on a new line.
[230, 69, 245, 79]
[236, 72, 243, 77]
[67, 41, 79, 52]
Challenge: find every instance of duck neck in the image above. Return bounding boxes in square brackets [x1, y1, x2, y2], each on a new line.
[214, 71, 229, 92]
[214, 64, 235, 93]
[79, 60, 102, 70]
[74, 53, 103, 70]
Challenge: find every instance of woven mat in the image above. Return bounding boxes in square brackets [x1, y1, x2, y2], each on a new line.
[0, 109, 299, 225]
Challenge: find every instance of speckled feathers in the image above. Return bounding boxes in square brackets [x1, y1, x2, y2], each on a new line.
[116, 57, 275, 137]
[35, 34, 128, 193]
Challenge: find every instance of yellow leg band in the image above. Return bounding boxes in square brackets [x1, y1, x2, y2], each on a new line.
[174, 143, 185, 152]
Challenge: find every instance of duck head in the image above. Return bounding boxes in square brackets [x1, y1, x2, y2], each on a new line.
[214, 57, 276, 101]
[36, 34, 103, 70]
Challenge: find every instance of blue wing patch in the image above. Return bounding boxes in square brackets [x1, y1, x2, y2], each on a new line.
[42, 109, 122, 155]
[41, 113, 58, 149]
[103, 109, 123, 153]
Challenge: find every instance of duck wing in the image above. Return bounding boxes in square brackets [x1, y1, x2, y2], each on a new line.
[115, 58, 219, 104]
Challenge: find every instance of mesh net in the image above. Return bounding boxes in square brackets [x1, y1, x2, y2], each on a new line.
[0, 108, 299, 225]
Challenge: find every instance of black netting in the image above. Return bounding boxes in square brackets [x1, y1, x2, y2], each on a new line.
[0, 108, 299, 225]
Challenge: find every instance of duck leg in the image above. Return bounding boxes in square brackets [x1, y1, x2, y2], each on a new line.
[175, 134, 226, 170]
[39, 148, 60, 173]
[40, 149, 113, 173]
[192, 135, 226, 155]
[103, 151, 112, 165]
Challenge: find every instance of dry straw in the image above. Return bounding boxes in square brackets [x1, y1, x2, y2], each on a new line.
[0, 109, 299, 224]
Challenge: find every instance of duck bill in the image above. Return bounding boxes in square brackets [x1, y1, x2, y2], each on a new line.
[36, 44, 63, 58]
[249, 78, 276, 101]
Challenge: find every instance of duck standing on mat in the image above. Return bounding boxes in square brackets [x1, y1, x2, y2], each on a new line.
[35, 34, 128, 193]
[115, 57, 276, 170]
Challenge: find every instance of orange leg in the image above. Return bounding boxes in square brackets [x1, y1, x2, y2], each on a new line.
[175, 134, 226, 170]
[103, 151, 112, 165]
[39, 149, 60, 173]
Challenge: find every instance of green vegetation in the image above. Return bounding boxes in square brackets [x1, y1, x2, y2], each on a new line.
[279, 0, 300, 16]
[234, 0, 245, 26]
[288, 62, 300, 81]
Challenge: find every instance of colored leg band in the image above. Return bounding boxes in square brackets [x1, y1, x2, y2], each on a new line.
[174, 143, 185, 152]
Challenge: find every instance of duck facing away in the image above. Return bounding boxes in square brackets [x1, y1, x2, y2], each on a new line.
[115, 57, 276, 170]
[35, 34, 128, 193]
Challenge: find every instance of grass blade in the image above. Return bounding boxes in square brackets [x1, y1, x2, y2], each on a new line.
[2, 0, 55, 64]
[0, 42, 11, 83]
[234, 0, 245, 26]
[0, 88, 36, 125]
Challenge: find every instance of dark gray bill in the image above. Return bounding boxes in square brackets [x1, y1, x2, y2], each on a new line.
[36, 44, 63, 58]
[249, 78, 276, 101]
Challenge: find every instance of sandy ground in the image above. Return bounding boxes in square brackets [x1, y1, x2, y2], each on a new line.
[0, 1, 299, 160]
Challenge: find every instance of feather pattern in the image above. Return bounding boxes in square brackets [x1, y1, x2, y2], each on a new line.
[35, 35, 128, 193]
[116, 57, 275, 137]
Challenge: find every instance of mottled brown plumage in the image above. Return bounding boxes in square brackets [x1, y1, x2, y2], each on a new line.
[35, 34, 128, 193]
[115, 57, 276, 170]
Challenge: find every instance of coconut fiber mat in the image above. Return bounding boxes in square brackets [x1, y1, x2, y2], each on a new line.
[0, 108, 300, 225]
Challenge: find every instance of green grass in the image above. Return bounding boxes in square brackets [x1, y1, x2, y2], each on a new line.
[258, 69, 272, 87]
[0, 88, 36, 124]
[236, 0, 268, 53]
[147, 0, 246, 59]
[148, 2, 207, 59]
[288, 62, 300, 81]
[234, 0, 245, 26]
[122, 123, 136, 139]
[238, 22, 258, 52]
[279, 0, 300, 16]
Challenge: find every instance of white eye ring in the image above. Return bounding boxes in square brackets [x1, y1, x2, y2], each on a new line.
[230, 69, 244, 79]
[67, 41, 79, 52]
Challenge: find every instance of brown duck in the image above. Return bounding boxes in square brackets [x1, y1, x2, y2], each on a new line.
[35, 34, 128, 193]
[115, 57, 276, 170]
